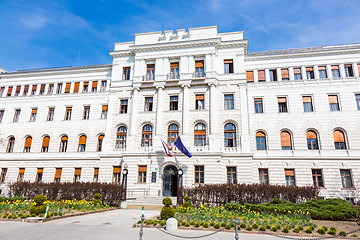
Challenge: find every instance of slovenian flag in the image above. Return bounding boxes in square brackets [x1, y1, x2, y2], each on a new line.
[174, 136, 192, 158]
[161, 139, 172, 157]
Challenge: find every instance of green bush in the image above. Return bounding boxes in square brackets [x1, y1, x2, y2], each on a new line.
[183, 202, 192, 208]
[321, 226, 328, 231]
[210, 222, 215, 226]
[94, 193, 101, 199]
[329, 229, 336, 235]
[351, 234, 358, 237]
[305, 228, 312, 234]
[274, 224, 281, 230]
[226, 224, 231, 230]
[214, 223, 220, 229]
[162, 197, 172, 206]
[195, 222, 200, 228]
[246, 226, 253, 231]
[203, 222, 209, 228]
[317, 228, 326, 234]
[259, 226, 266, 231]
[282, 227, 289, 233]
[221, 222, 226, 227]
[181, 221, 187, 226]
[339, 231, 346, 236]
[160, 206, 175, 220]
[298, 226, 303, 230]
[240, 223, 246, 228]
[185, 222, 190, 227]
[265, 224, 271, 229]
[293, 228, 300, 233]
[252, 224, 258, 229]
[271, 226, 278, 232]
[93, 199, 101, 205]
[190, 221, 196, 225]
[184, 196, 190, 202]
[34, 195, 47, 205]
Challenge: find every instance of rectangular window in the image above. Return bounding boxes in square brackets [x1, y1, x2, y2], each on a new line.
[0, 87, 4, 97]
[74, 168, 81, 182]
[17, 168, 25, 181]
[344, 64, 354, 77]
[269, 69, 277, 81]
[100, 80, 107, 91]
[224, 94, 234, 110]
[13, 109, 21, 122]
[144, 97, 153, 111]
[92, 81, 98, 92]
[54, 168, 62, 183]
[328, 95, 340, 111]
[31, 85, 37, 95]
[0, 168, 7, 183]
[30, 108, 37, 122]
[302, 96, 313, 112]
[169, 96, 178, 110]
[254, 98, 263, 113]
[259, 168, 269, 184]
[138, 165, 147, 183]
[306, 67, 314, 79]
[194, 166, 204, 184]
[7, 86, 13, 96]
[83, 106, 90, 119]
[36, 168, 43, 182]
[56, 83, 62, 94]
[331, 65, 340, 78]
[195, 60, 204, 78]
[146, 64, 155, 81]
[48, 84, 54, 95]
[73, 82, 80, 93]
[246, 71, 254, 83]
[15, 86, 21, 96]
[113, 166, 121, 183]
[258, 70, 266, 82]
[340, 169, 353, 188]
[170, 62, 179, 79]
[65, 107, 72, 120]
[93, 168, 99, 183]
[24, 85, 30, 96]
[318, 66, 327, 79]
[278, 97, 288, 112]
[65, 82, 71, 93]
[281, 69, 289, 81]
[101, 105, 108, 119]
[227, 167, 237, 184]
[39, 84, 45, 95]
[83, 82, 89, 92]
[0, 110, 4, 123]
[293, 68, 302, 80]
[120, 100, 128, 114]
[47, 108, 55, 121]
[195, 94, 204, 110]
[224, 59, 234, 74]
[285, 169, 295, 186]
[356, 94, 360, 110]
[312, 169, 324, 187]
[122, 67, 131, 80]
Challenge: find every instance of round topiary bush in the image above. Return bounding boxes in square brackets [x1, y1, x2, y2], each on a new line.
[181, 221, 186, 226]
[203, 222, 209, 228]
[214, 223, 220, 229]
[321, 226, 328, 231]
[240, 223, 246, 228]
[221, 222, 226, 227]
[183, 202, 192, 208]
[195, 222, 200, 228]
[210, 222, 215, 226]
[305, 228, 312, 234]
[282, 227, 289, 233]
[162, 197, 172, 206]
[160, 206, 175, 220]
[318, 228, 326, 234]
[339, 231, 346, 236]
[34, 195, 47, 205]
[293, 228, 300, 233]
[184, 196, 190, 202]
[271, 226, 278, 232]
[252, 224, 258, 229]
[259, 226, 266, 231]
[246, 226, 253, 231]
[94, 193, 101, 199]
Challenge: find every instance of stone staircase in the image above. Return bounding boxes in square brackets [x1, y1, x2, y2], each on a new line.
[125, 196, 177, 210]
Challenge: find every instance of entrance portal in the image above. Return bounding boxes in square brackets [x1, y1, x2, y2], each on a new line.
[162, 165, 178, 197]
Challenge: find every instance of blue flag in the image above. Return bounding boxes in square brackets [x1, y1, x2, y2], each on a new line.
[174, 136, 192, 158]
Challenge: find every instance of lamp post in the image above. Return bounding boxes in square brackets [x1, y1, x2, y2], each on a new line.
[122, 167, 128, 201]
[178, 168, 183, 189]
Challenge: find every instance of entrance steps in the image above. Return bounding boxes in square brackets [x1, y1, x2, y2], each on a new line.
[125, 196, 178, 210]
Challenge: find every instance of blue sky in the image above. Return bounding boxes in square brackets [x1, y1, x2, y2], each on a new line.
[1, 0, 360, 72]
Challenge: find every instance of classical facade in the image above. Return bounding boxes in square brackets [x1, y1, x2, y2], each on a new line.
[1, 26, 360, 202]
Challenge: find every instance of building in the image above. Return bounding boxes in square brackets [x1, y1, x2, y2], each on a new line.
[1, 26, 360, 202]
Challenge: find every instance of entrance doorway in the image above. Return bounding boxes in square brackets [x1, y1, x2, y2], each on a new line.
[162, 165, 178, 197]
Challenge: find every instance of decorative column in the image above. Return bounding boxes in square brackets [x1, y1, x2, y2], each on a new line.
[239, 83, 251, 153]
[289, 67, 294, 81]
[276, 68, 282, 81]
[314, 66, 320, 79]
[353, 63, 359, 77]
[253, 70, 258, 82]
[209, 83, 219, 151]
[103, 92, 115, 152]
[301, 67, 307, 80]
[182, 84, 190, 142]
[326, 65, 333, 79]
[339, 64, 346, 78]
[128, 88, 139, 151]
[265, 69, 270, 82]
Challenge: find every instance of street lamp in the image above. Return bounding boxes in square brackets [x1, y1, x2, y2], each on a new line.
[178, 168, 183, 189]
[122, 166, 128, 201]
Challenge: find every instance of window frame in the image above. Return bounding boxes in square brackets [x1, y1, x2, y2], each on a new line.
[29, 108, 37, 122]
[224, 94, 234, 110]
[254, 98, 263, 113]
[224, 59, 234, 74]
[64, 107, 72, 120]
[277, 97, 288, 113]
[122, 67, 131, 80]
[59, 136, 68, 152]
[112, 166, 121, 183]
[259, 168, 269, 184]
[116, 126, 127, 149]
[7, 137, 15, 153]
[170, 62, 179, 79]
[36, 168, 43, 182]
[83, 106, 90, 120]
[284, 169, 296, 186]
[224, 123, 236, 147]
[0, 168, 7, 183]
[356, 94, 360, 110]
[97, 135, 104, 152]
[328, 95, 340, 111]
[101, 105, 108, 119]
[194, 165, 204, 184]
[227, 166, 237, 184]
[194, 123, 206, 147]
[306, 130, 319, 150]
[138, 165, 147, 183]
[195, 94, 205, 110]
[169, 96, 179, 111]
[340, 169, 353, 188]
[302, 96, 313, 112]
[78, 135, 87, 152]
[312, 169, 324, 187]
[146, 64, 155, 81]
[13, 109, 21, 122]
[280, 131, 292, 150]
[256, 131, 267, 150]
[167, 124, 179, 147]
[120, 99, 128, 114]
[141, 124, 153, 147]
[47, 108, 55, 121]
[144, 97, 153, 112]
[74, 168, 81, 182]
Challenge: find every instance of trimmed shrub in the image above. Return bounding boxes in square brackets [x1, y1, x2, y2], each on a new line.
[240, 223, 246, 228]
[162, 197, 172, 206]
[181, 221, 187, 226]
[210, 222, 215, 226]
[259, 226, 266, 231]
[226, 224, 231, 230]
[195, 222, 200, 228]
[272, 226, 278, 232]
[214, 223, 220, 229]
[203, 222, 209, 228]
[94, 193, 101, 199]
[246, 226, 253, 231]
[34, 195, 47, 205]
[282, 227, 289, 233]
[339, 231, 346, 236]
[185, 222, 190, 227]
[351, 234, 358, 237]
[293, 228, 300, 233]
[160, 206, 175, 220]
[305, 228, 312, 234]
[321, 226, 328, 231]
[318, 228, 326, 235]
[190, 221, 196, 226]
[221, 222, 226, 227]
[252, 224, 258, 229]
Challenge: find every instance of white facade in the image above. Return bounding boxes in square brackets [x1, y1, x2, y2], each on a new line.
[1, 26, 360, 201]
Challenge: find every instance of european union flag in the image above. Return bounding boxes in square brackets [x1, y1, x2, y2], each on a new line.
[174, 136, 192, 158]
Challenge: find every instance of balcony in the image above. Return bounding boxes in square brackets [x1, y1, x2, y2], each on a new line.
[192, 71, 206, 79]
[143, 74, 155, 81]
[167, 73, 180, 80]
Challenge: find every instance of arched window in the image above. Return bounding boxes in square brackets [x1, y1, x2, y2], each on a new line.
[194, 123, 206, 146]
[224, 123, 236, 147]
[116, 126, 127, 149]
[97, 135, 104, 152]
[78, 135, 87, 152]
[280, 131, 292, 150]
[7, 137, 15, 153]
[306, 130, 319, 150]
[141, 124, 152, 147]
[167, 124, 179, 147]
[42, 136, 50, 152]
[59, 136, 68, 152]
[333, 130, 346, 149]
[256, 131, 266, 150]
[23, 136, 32, 152]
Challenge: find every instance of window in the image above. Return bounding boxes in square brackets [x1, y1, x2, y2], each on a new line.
[195, 166, 204, 184]
[65, 107, 72, 120]
[167, 124, 179, 147]
[138, 165, 147, 183]
[258, 70, 266, 82]
[293, 68, 302, 80]
[36, 168, 43, 182]
[39, 84, 45, 95]
[23, 85, 29, 96]
[144, 97, 153, 111]
[0, 110, 4, 123]
[306, 67, 314, 79]
[31, 85, 37, 95]
[333, 130, 347, 149]
[331, 65, 340, 78]
[195, 94, 204, 110]
[269, 69, 277, 81]
[278, 97, 288, 112]
[285, 169, 295, 186]
[0, 87, 4, 96]
[356, 94, 360, 110]
[256, 131, 267, 150]
[113, 166, 121, 183]
[302, 96, 313, 112]
[13, 109, 21, 122]
[340, 169, 353, 188]
[15, 86, 21, 96]
[47, 108, 55, 121]
[74, 168, 81, 182]
[169, 96, 178, 110]
[195, 60, 204, 78]
[344, 64, 353, 77]
[54, 168, 62, 183]
[122, 67, 131, 80]
[227, 167, 237, 184]
[254, 98, 263, 113]
[246, 71, 254, 83]
[65, 82, 71, 93]
[78, 135, 87, 152]
[97, 135, 104, 152]
[48, 84, 54, 95]
[280, 131, 292, 150]
[224, 94, 234, 110]
[281, 69, 289, 81]
[224, 123, 236, 147]
[328, 95, 340, 111]
[194, 123, 206, 146]
[7, 86, 13, 96]
[141, 125, 152, 147]
[100, 80, 107, 91]
[56, 83, 62, 94]
[224, 59, 234, 74]
[259, 169, 269, 184]
[83, 106, 90, 119]
[318, 66, 327, 79]
[23, 136, 32, 152]
[17, 168, 25, 181]
[120, 100, 128, 113]
[146, 64, 155, 81]
[83, 82, 89, 92]
[59, 136, 68, 152]
[306, 130, 319, 150]
[116, 126, 127, 149]
[101, 105, 108, 119]
[7, 137, 15, 153]
[170, 62, 179, 79]
[30, 108, 37, 122]
[73, 82, 80, 93]
[92, 81, 98, 92]
[41, 136, 50, 152]
[312, 169, 324, 187]
[0, 168, 7, 183]
[93, 168, 99, 183]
